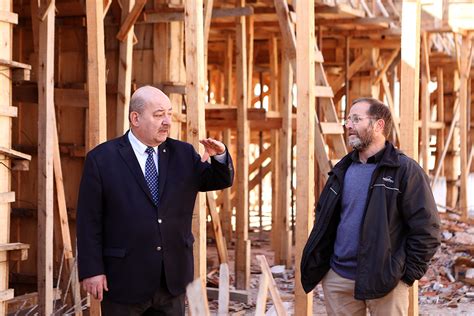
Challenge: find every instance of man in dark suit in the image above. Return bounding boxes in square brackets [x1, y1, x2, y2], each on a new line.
[77, 86, 234, 315]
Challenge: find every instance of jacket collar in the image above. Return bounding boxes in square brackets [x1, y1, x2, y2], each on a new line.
[330, 141, 400, 182]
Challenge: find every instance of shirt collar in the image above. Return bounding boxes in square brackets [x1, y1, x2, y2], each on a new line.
[128, 130, 157, 154]
[350, 144, 387, 164]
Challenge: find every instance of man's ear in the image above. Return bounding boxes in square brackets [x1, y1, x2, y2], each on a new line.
[376, 119, 385, 133]
[130, 112, 139, 126]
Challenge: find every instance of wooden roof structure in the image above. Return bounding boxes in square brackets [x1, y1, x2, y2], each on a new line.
[0, 0, 473, 314]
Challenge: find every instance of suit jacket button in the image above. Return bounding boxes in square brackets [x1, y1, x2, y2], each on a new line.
[158, 218, 162, 224]
[156, 246, 162, 251]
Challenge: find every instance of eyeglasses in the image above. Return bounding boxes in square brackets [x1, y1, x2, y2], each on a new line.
[343, 115, 372, 125]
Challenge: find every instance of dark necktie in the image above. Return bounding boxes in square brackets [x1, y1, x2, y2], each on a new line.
[145, 147, 159, 205]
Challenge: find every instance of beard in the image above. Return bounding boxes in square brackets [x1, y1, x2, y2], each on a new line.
[348, 127, 374, 151]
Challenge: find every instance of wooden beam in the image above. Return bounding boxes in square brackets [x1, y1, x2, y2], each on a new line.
[217, 263, 229, 315]
[274, 0, 296, 72]
[421, 33, 431, 172]
[295, 0, 315, 314]
[0, 10, 18, 24]
[234, 0, 250, 291]
[37, 0, 55, 314]
[400, 2, 421, 315]
[86, 0, 107, 151]
[206, 287, 250, 304]
[459, 34, 472, 220]
[86, 0, 107, 313]
[52, 109, 82, 313]
[116, 0, 135, 137]
[256, 255, 288, 316]
[206, 191, 228, 264]
[116, 0, 146, 42]
[276, 55, 292, 267]
[185, 0, 207, 290]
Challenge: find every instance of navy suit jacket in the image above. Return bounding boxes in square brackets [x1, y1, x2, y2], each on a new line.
[76, 132, 234, 303]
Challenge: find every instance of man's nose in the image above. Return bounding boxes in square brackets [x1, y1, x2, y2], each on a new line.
[163, 115, 171, 125]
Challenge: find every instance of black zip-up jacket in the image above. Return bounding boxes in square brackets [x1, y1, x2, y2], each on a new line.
[301, 142, 440, 300]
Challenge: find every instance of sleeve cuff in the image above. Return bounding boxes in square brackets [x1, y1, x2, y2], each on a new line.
[213, 151, 227, 163]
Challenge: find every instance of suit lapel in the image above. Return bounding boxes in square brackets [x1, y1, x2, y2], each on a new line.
[118, 133, 155, 205]
[157, 141, 169, 201]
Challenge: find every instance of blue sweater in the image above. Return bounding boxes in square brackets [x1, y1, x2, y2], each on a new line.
[330, 161, 377, 280]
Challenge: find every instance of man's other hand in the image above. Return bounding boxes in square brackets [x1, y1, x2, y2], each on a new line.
[82, 274, 108, 301]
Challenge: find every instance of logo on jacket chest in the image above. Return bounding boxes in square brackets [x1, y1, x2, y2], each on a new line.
[382, 176, 394, 183]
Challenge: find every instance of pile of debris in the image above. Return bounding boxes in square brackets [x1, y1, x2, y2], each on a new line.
[419, 214, 474, 308]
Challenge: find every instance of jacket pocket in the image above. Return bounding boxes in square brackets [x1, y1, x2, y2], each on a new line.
[103, 247, 126, 258]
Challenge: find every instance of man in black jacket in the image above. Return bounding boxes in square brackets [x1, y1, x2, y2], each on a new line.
[301, 98, 440, 315]
[77, 86, 234, 315]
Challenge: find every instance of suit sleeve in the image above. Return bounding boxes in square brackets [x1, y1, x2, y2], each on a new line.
[400, 161, 441, 285]
[192, 145, 234, 192]
[76, 153, 105, 280]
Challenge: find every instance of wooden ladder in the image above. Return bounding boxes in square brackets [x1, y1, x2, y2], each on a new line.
[275, 0, 347, 179]
[313, 45, 348, 178]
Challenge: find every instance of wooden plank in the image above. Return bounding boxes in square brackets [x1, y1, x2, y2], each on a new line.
[116, 0, 135, 137]
[277, 55, 292, 267]
[0, 147, 31, 161]
[52, 109, 82, 313]
[0, 106, 17, 118]
[143, 6, 254, 23]
[0, 192, 14, 204]
[273, 0, 296, 71]
[320, 122, 345, 135]
[0, 243, 29, 252]
[217, 263, 229, 316]
[235, 0, 250, 291]
[0, 290, 14, 303]
[400, 2, 421, 315]
[221, 129, 232, 242]
[269, 35, 280, 255]
[0, 58, 32, 70]
[257, 255, 287, 316]
[0, 10, 18, 24]
[295, 0, 315, 314]
[421, 35, 430, 172]
[459, 34, 471, 220]
[86, 0, 107, 151]
[314, 85, 334, 98]
[6, 290, 61, 315]
[254, 269, 270, 316]
[186, 278, 210, 316]
[206, 287, 250, 304]
[85, 0, 107, 313]
[206, 191, 228, 264]
[37, 1, 55, 314]
[374, 49, 400, 85]
[380, 73, 401, 142]
[116, 0, 146, 42]
[185, 0, 207, 290]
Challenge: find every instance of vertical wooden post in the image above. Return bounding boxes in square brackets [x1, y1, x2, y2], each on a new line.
[0, 1, 14, 315]
[235, 0, 250, 290]
[459, 34, 472, 220]
[278, 55, 293, 267]
[222, 34, 234, 242]
[295, 0, 315, 314]
[421, 32, 431, 172]
[86, 0, 107, 151]
[435, 67, 444, 176]
[116, 0, 135, 137]
[185, 0, 207, 289]
[37, 1, 55, 314]
[269, 35, 281, 260]
[400, 1, 421, 315]
[86, 1, 107, 313]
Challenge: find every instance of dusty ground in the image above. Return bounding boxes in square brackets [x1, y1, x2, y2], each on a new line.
[205, 217, 474, 315]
